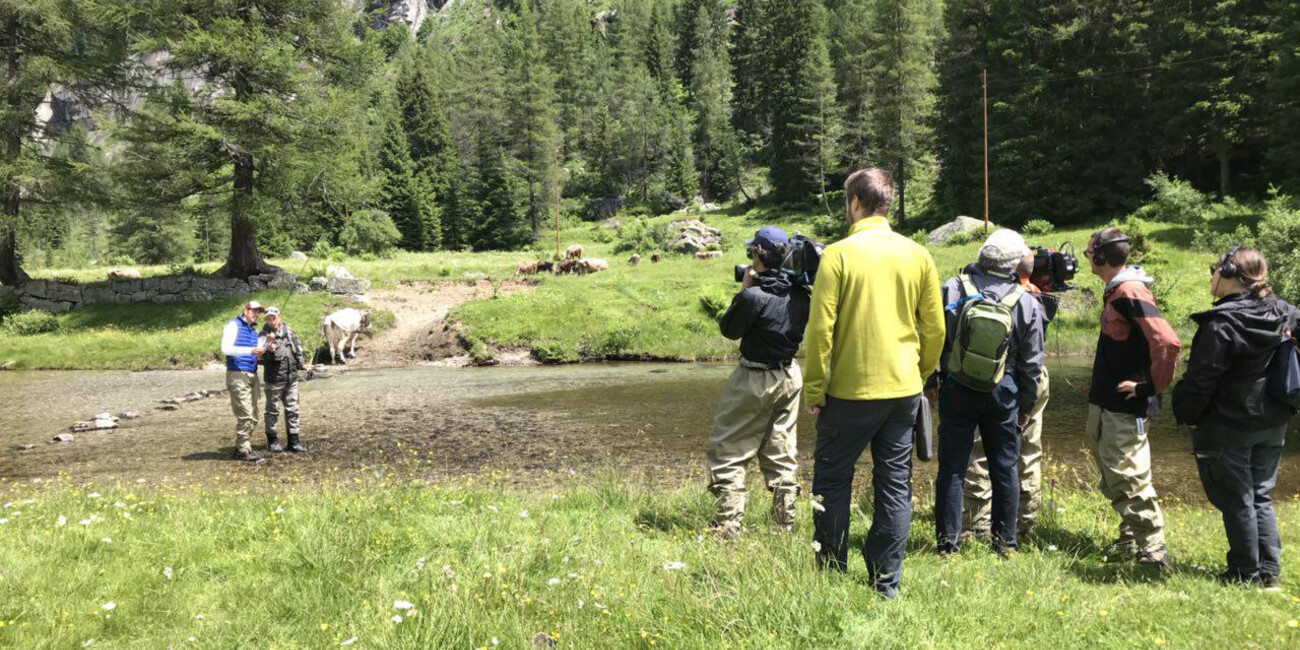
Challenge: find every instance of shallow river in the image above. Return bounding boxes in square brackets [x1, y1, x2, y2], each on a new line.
[1, 359, 1297, 503]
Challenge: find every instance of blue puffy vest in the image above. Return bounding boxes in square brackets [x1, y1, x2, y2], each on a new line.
[225, 316, 260, 372]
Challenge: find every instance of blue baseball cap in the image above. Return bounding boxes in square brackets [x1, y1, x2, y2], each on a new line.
[747, 226, 790, 249]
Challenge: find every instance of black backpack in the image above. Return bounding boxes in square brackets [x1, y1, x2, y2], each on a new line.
[1267, 335, 1300, 410]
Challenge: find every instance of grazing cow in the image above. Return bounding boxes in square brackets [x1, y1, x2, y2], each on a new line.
[628, 253, 641, 266]
[516, 260, 540, 275]
[536, 260, 555, 273]
[565, 244, 584, 260]
[582, 258, 610, 274]
[319, 308, 372, 364]
[556, 259, 584, 275]
[694, 251, 723, 260]
[651, 253, 662, 264]
[107, 267, 142, 280]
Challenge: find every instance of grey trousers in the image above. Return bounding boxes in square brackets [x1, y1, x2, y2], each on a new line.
[264, 378, 300, 441]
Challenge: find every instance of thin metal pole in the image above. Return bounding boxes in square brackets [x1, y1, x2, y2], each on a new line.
[982, 69, 989, 232]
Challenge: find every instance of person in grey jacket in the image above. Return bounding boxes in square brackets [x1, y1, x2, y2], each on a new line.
[933, 229, 1045, 555]
[260, 306, 308, 453]
[1173, 246, 1300, 588]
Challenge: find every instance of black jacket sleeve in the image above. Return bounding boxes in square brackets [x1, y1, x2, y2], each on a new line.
[288, 327, 305, 369]
[1172, 318, 1233, 425]
[718, 290, 756, 341]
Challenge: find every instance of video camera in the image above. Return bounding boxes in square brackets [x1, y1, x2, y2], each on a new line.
[734, 234, 825, 287]
[1028, 242, 1078, 293]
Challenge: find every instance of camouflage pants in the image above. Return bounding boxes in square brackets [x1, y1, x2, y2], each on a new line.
[706, 359, 801, 534]
[264, 378, 300, 441]
[226, 371, 260, 455]
[1086, 404, 1166, 553]
[964, 368, 1049, 535]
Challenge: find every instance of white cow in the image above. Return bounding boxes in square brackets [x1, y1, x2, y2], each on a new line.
[320, 308, 371, 364]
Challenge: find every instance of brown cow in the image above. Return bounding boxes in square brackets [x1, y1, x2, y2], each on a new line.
[556, 259, 584, 275]
[694, 251, 723, 259]
[536, 260, 555, 273]
[628, 253, 641, 266]
[565, 244, 584, 260]
[515, 260, 539, 275]
[651, 253, 662, 264]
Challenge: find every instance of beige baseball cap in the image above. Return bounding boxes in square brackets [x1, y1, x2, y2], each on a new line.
[264, 306, 280, 317]
[244, 300, 265, 312]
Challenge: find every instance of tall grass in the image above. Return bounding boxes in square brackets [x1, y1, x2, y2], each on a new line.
[0, 480, 1296, 648]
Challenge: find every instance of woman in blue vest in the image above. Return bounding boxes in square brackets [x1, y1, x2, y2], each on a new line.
[220, 301, 268, 463]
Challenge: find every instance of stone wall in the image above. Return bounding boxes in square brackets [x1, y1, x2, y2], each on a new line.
[11, 272, 369, 314]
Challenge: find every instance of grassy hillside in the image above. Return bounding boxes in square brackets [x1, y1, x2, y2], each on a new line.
[0, 480, 1296, 648]
[9, 208, 1221, 369]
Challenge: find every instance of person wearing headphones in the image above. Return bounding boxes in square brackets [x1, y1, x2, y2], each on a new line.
[1084, 227, 1181, 568]
[1173, 247, 1299, 589]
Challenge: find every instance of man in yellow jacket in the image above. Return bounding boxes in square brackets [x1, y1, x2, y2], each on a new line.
[804, 167, 945, 599]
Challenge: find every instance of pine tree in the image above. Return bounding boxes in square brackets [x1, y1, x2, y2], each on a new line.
[396, 56, 455, 248]
[685, 0, 741, 200]
[0, 0, 134, 285]
[766, 0, 842, 204]
[731, 0, 772, 140]
[124, 0, 372, 279]
[860, 0, 943, 226]
[506, 0, 560, 239]
[471, 129, 529, 251]
[378, 98, 430, 251]
[1266, 0, 1300, 194]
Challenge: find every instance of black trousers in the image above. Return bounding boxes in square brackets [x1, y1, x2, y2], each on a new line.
[1194, 424, 1287, 579]
[811, 394, 920, 598]
[934, 379, 1021, 550]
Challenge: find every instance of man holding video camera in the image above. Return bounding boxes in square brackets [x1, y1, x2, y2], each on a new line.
[705, 226, 810, 540]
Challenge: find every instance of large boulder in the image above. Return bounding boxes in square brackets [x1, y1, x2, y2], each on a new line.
[927, 216, 994, 245]
[667, 219, 723, 254]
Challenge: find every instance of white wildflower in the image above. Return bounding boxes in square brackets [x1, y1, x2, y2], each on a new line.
[448, 500, 463, 506]
[811, 541, 822, 553]
[393, 600, 414, 610]
[492, 638, 499, 646]
[1046, 545, 1059, 552]
[561, 556, 569, 563]
[87, 492, 101, 499]
[662, 561, 686, 571]
[391, 614, 403, 624]
[163, 566, 174, 580]
[195, 613, 204, 620]
[340, 637, 358, 646]
[274, 506, 284, 515]
[0, 519, 7, 525]
[187, 637, 196, 643]
[415, 557, 426, 572]
[100, 537, 111, 543]
[56, 515, 67, 527]
[487, 504, 499, 513]
[81, 639, 94, 647]
[101, 602, 116, 611]
[577, 599, 584, 609]
[547, 577, 561, 587]
[519, 510, 529, 519]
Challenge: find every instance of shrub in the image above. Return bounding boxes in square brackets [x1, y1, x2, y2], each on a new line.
[945, 230, 977, 247]
[339, 209, 401, 257]
[1257, 192, 1300, 303]
[1022, 219, 1054, 236]
[579, 325, 638, 358]
[698, 291, 730, 320]
[529, 341, 576, 364]
[613, 218, 670, 254]
[812, 215, 847, 242]
[310, 238, 346, 262]
[3, 310, 60, 336]
[1134, 171, 1208, 224]
[1191, 224, 1256, 254]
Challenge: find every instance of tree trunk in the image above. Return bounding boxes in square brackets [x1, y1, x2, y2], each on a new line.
[0, 131, 28, 286]
[529, 182, 539, 237]
[896, 157, 907, 228]
[1218, 146, 1231, 197]
[220, 150, 272, 279]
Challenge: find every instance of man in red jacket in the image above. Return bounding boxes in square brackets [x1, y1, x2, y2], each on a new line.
[1085, 228, 1181, 568]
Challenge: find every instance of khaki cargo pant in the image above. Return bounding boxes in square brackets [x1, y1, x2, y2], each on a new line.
[1085, 404, 1165, 553]
[964, 368, 1050, 535]
[226, 371, 260, 455]
[706, 359, 801, 534]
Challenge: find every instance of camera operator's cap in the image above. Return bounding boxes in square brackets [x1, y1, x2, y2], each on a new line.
[979, 228, 1032, 263]
[244, 300, 265, 312]
[747, 225, 790, 249]
[264, 306, 280, 317]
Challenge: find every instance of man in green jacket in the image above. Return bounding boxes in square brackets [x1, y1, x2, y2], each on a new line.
[804, 167, 945, 599]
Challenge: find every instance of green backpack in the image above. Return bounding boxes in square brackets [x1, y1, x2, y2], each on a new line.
[946, 274, 1025, 392]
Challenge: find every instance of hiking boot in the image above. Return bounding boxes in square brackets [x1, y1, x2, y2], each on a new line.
[1101, 538, 1137, 562]
[1137, 549, 1171, 570]
[707, 522, 741, 541]
[1217, 570, 1254, 586]
[287, 435, 307, 453]
[267, 441, 285, 453]
[936, 542, 960, 556]
[232, 450, 266, 464]
[1257, 574, 1282, 592]
[992, 539, 1018, 559]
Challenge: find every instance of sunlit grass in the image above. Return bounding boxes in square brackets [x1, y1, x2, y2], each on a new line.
[0, 478, 1297, 648]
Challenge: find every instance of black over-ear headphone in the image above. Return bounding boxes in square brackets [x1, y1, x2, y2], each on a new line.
[1218, 245, 1241, 278]
[1091, 234, 1131, 267]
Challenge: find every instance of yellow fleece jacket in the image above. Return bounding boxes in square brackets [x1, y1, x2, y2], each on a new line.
[802, 217, 945, 406]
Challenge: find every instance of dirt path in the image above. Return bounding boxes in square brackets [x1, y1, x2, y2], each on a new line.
[352, 280, 531, 367]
